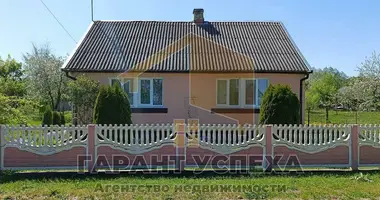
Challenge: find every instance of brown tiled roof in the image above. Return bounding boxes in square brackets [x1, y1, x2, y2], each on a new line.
[62, 21, 311, 73]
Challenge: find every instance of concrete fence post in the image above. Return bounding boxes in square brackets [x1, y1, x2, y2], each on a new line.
[87, 124, 96, 173]
[174, 119, 185, 172]
[263, 125, 273, 172]
[351, 124, 359, 171]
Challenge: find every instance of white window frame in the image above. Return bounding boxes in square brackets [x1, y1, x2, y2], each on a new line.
[138, 77, 164, 107]
[216, 78, 241, 108]
[109, 77, 164, 108]
[216, 78, 269, 108]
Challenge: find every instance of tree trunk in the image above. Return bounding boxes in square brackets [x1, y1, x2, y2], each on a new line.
[325, 107, 329, 123]
[54, 92, 61, 111]
[356, 111, 358, 124]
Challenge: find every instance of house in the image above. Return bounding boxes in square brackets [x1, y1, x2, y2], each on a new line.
[62, 8, 312, 125]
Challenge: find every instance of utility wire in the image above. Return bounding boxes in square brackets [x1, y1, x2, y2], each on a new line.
[39, 0, 77, 44]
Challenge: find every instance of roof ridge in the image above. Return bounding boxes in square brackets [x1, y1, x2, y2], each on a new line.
[96, 20, 282, 23]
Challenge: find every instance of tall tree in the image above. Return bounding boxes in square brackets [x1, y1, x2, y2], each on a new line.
[306, 71, 346, 123]
[306, 66, 348, 90]
[356, 51, 380, 111]
[23, 43, 68, 110]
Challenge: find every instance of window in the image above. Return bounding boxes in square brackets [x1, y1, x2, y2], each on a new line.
[217, 80, 227, 104]
[245, 80, 255, 105]
[217, 79, 240, 106]
[110, 78, 163, 107]
[139, 78, 163, 106]
[123, 80, 134, 106]
[257, 79, 268, 106]
[216, 78, 268, 108]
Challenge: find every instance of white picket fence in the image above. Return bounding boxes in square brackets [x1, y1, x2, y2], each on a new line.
[1, 125, 88, 155]
[273, 124, 351, 153]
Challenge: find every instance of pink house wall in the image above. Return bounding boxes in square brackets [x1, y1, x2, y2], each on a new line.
[72, 72, 305, 125]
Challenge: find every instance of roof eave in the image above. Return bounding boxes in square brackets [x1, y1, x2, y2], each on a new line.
[61, 69, 311, 74]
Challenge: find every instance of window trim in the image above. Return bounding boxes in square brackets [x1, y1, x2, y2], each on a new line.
[216, 78, 269, 109]
[108, 77, 164, 108]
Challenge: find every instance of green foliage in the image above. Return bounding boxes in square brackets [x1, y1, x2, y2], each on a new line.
[0, 55, 26, 97]
[93, 84, 132, 125]
[0, 79, 26, 97]
[306, 71, 346, 109]
[306, 66, 348, 90]
[0, 94, 39, 125]
[42, 107, 53, 126]
[52, 111, 61, 125]
[68, 75, 100, 124]
[260, 84, 300, 125]
[0, 55, 23, 81]
[60, 112, 66, 125]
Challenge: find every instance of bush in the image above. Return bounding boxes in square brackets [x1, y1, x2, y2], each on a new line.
[60, 112, 66, 125]
[259, 84, 300, 125]
[42, 107, 53, 126]
[52, 111, 61, 125]
[93, 84, 132, 125]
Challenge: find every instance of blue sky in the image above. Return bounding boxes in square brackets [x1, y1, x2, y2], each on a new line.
[1, 0, 379, 76]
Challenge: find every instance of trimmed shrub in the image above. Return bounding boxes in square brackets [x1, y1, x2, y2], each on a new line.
[42, 107, 53, 126]
[60, 112, 66, 125]
[52, 111, 61, 125]
[93, 84, 132, 125]
[259, 84, 300, 125]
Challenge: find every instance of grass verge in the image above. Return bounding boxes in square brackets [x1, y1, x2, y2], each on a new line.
[0, 171, 379, 199]
[307, 109, 380, 124]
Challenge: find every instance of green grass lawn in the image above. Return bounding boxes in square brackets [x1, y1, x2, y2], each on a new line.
[1, 171, 380, 199]
[307, 109, 380, 125]
[26, 111, 72, 126]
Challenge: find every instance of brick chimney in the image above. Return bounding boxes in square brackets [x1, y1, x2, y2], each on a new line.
[193, 8, 204, 24]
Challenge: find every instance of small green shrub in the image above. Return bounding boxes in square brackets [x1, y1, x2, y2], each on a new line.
[259, 84, 300, 125]
[60, 112, 66, 125]
[93, 84, 132, 125]
[42, 107, 53, 126]
[52, 111, 61, 125]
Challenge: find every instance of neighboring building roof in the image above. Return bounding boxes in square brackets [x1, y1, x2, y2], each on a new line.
[62, 21, 311, 73]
